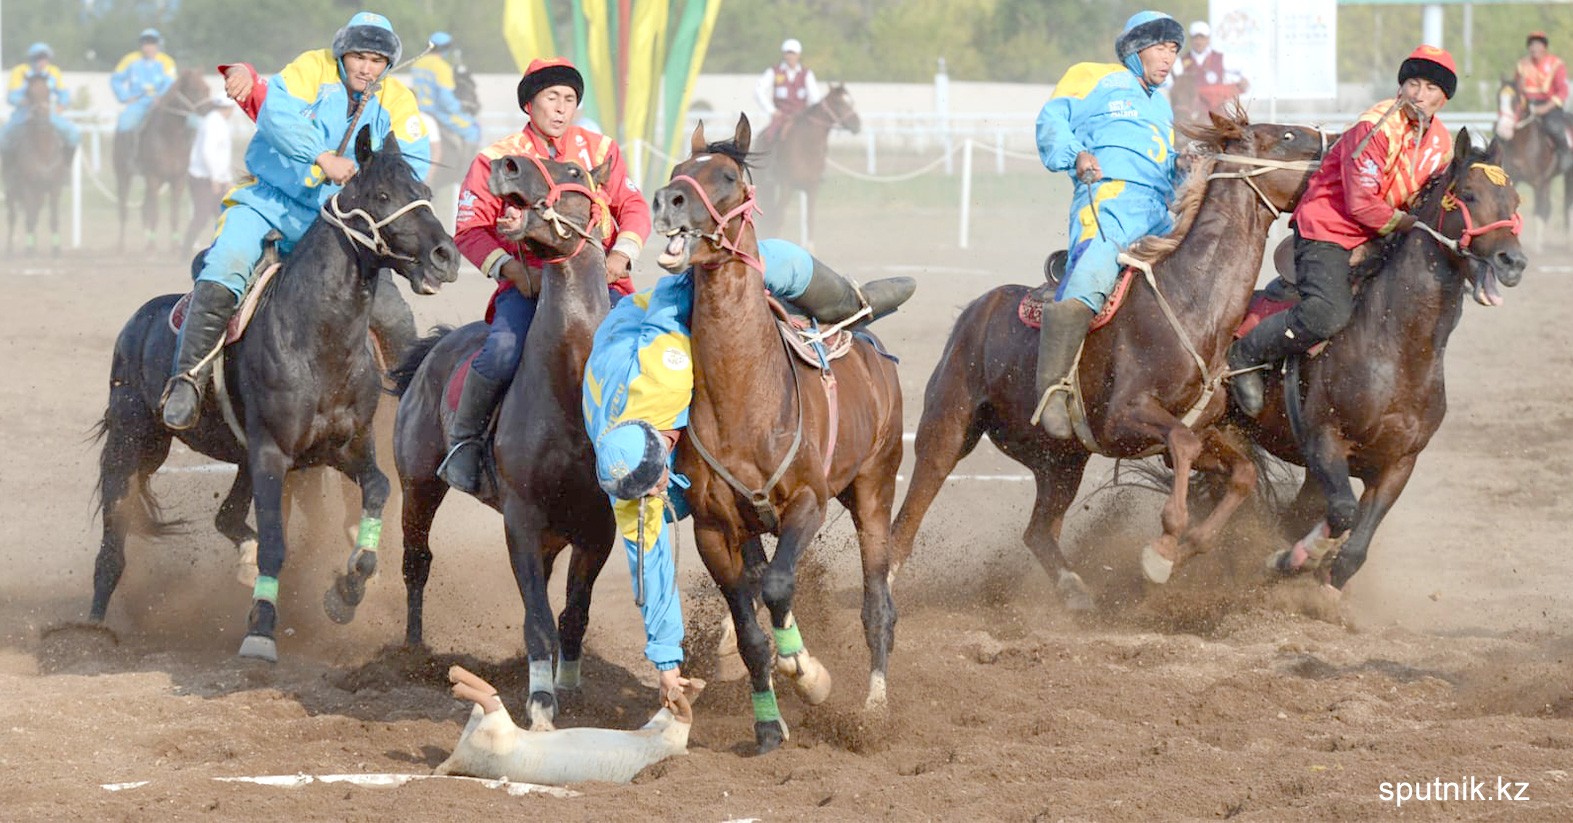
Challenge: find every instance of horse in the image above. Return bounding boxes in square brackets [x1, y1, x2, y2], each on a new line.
[89, 127, 460, 661]
[2, 74, 70, 255]
[754, 83, 861, 247]
[650, 115, 904, 753]
[1239, 129, 1528, 593]
[1494, 75, 1570, 251]
[114, 68, 208, 251]
[887, 109, 1329, 607]
[390, 153, 615, 729]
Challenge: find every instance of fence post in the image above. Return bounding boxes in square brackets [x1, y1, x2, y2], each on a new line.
[865, 127, 877, 175]
[995, 130, 1005, 175]
[798, 190, 809, 247]
[71, 148, 82, 249]
[958, 138, 973, 249]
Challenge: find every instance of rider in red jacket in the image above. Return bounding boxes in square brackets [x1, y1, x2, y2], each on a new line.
[439, 57, 652, 494]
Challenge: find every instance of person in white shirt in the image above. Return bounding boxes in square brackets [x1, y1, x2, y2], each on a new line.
[1168, 21, 1248, 126]
[754, 38, 823, 147]
[184, 95, 236, 250]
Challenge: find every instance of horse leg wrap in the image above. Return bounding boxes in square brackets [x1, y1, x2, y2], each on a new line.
[355, 516, 382, 551]
[528, 659, 554, 696]
[555, 657, 581, 690]
[751, 689, 782, 723]
[252, 575, 280, 605]
[772, 623, 804, 658]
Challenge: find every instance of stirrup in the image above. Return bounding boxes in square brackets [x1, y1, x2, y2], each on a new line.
[1029, 380, 1074, 427]
[158, 371, 203, 408]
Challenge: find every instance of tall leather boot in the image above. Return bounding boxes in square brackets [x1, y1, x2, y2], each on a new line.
[1035, 300, 1095, 440]
[791, 258, 916, 325]
[161, 280, 238, 430]
[1226, 311, 1305, 418]
[436, 370, 506, 495]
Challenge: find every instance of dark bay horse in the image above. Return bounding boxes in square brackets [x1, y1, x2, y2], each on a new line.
[390, 154, 615, 729]
[651, 115, 904, 753]
[115, 68, 208, 251]
[1494, 76, 1569, 252]
[755, 83, 860, 247]
[888, 110, 1329, 605]
[90, 128, 459, 661]
[2, 74, 70, 254]
[1241, 129, 1527, 593]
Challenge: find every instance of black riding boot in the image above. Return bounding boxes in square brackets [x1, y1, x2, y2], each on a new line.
[1035, 300, 1095, 440]
[161, 280, 238, 430]
[1226, 311, 1307, 418]
[791, 258, 916, 325]
[436, 370, 506, 495]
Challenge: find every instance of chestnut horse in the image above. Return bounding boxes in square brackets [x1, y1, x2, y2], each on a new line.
[390, 153, 615, 729]
[889, 110, 1330, 605]
[1494, 76, 1569, 251]
[2, 75, 70, 254]
[1243, 130, 1528, 592]
[755, 83, 861, 247]
[650, 115, 903, 753]
[115, 68, 208, 251]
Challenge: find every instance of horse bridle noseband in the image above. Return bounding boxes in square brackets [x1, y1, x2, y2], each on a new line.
[321, 191, 436, 262]
[508, 153, 606, 264]
[664, 166, 767, 275]
[1414, 162, 1523, 259]
[1203, 127, 1332, 218]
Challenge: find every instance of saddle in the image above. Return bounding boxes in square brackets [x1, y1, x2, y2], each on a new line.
[766, 296, 855, 368]
[168, 234, 285, 344]
[1017, 261, 1136, 331]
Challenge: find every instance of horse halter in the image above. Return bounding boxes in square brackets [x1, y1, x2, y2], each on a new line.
[321, 191, 436, 262]
[510, 152, 606, 264]
[803, 94, 853, 130]
[1429, 163, 1523, 255]
[665, 165, 767, 275]
[1204, 128, 1332, 219]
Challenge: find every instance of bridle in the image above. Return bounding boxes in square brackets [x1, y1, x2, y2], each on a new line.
[1203, 127, 1333, 218]
[802, 93, 855, 131]
[664, 160, 766, 275]
[1415, 162, 1523, 258]
[321, 189, 436, 262]
[506, 153, 606, 264]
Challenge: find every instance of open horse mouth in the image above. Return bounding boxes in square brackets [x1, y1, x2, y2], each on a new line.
[655, 228, 696, 272]
[1471, 261, 1505, 307]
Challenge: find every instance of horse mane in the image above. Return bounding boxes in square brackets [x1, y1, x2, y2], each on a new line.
[704, 138, 755, 172]
[1123, 101, 1251, 266]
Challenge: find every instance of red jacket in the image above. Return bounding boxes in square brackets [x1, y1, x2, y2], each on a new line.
[218, 63, 266, 120]
[1292, 99, 1452, 250]
[455, 124, 650, 320]
[1518, 54, 1569, 107]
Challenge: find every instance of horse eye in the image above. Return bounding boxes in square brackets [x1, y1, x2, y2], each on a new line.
[723, 171, 737, 182]
[569, 168, 580, 177]
[378, 192, 390, 202]
[1283, 132, 1295, 141]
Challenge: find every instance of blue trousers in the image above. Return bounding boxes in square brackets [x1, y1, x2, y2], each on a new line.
[1058, 180, 1173, 312]
[194, 186, 313, 302]
[0, 109, 80, 151]
[116, 98, 153, 132]
[613, 476, 692, 669]
[473, 285, 625, 382]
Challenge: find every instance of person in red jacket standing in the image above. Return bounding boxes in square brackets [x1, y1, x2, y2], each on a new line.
[1517, 31, 1571, 171]
[1228, 45, 1457, 417]
[439, 57, 651, 494]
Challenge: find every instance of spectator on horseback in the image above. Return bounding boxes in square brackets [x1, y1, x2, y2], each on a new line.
[754, 38, 822, 148]
[2, 42, 80, 156]
[1516, 31, 1571, 172]
[110, 28, 177, 135]
[408, 31, 481, 147]
[439, 57, 651, 494]
[1033, 10, 1184, 439]
[582, 238, 913, 701]
[160, 11, 430, 431]
[1228, 45, 1456, 418]
[1168, 20, 1248, 126]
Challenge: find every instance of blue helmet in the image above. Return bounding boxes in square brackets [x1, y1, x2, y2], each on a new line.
[1115, 11, 1184, 77]
[429, 31, 454, 52]
[139, 28, 162, 46]
[332, 12, 402, 68]
[26, 42, 52, 61]
[595, 420, 667, 500]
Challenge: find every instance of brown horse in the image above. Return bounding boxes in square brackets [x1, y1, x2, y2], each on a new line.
[649, 115, 903, 753]
[888, 109, 1329, 605]
[755, 83, 861, 247]
[1242, 129, 1528, 592]
[2, 74, 70, 255]
[115, 68, 208, 251]
[1495, 75, 1570, 251]
[390, 153, 615, 729]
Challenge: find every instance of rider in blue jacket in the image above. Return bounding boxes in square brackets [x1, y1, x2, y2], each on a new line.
[111, 29, 177, 134]
[161, 12, 430, 432]
[1, 43, 80, 155]
[407, 32, 481, 145]
[1033, 10, 1185, 439]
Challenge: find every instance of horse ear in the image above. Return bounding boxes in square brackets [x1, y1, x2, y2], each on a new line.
[735, 113, 752, 155]
[690, 121, 707, 156]
[1484, 134, 1505, 165]
[590, 158, 613, 189]
[380, 130, 402, 157]
[354, 126, 375, 166]
[1454, 128, 1473, 170]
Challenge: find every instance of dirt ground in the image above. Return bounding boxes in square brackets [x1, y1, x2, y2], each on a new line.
[3, 165, 1573, 821]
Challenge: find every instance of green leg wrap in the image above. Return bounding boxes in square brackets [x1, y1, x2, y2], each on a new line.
[752, 689, 782, 723]
[355, 516, 383, 551]
[772, 623, 805, 658]
[253, 575, 280, 604]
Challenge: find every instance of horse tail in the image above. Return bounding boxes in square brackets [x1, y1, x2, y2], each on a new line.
[87, 411, 186, 538]
[388, 325, 457, 398]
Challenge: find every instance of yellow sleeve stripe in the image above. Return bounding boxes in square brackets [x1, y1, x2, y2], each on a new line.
[278, 50, 336, 103]
[617, 330, 693, 430]
[1051, 63, 1126, 101]
[613, 497, 665, 547]
[114, 52, 139, 72]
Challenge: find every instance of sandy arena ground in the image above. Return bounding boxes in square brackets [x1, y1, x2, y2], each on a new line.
[2, 159, 1572, 820]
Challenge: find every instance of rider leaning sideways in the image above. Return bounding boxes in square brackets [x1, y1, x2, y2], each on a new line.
[439, 57, 651, 495]
[161, 12, 429, 431]
[1228, 46, 1457, 416]
[1033, 11, 1185, 439]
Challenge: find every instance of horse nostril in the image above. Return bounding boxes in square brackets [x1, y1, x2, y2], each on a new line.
[503, 158, 519, 174]
[672, 194, 685, 207]
[430, 242, 456, 268]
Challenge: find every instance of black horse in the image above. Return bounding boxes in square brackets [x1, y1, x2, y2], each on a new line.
[2, 74, 71, 255]
[90, 127, 460, 661]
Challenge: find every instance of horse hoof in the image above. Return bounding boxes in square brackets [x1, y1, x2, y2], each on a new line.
[555, 658, 581, 690]
[754, 718, 789, 754]
[237, 634, 278, 663]
[1265, 548, 1298, 575]
[1057, 570, 1095, 612]
[1141, 543, 1174, 585]
[322, 579, 358, 625]
[234, 539, 259, 587]
[777, 652, 833, 706]
[526, 691, 557, 730]
[864, 671, 889, 714]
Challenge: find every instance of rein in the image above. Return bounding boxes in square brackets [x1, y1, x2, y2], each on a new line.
[320, 191, 436, 262]
[1204, 141, 1327, 219]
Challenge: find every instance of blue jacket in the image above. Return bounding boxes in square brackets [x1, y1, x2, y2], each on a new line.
[111, 51, 175, 107]
[246, 48, 430, 212]
[1036, 62, 1177, 197]
[7, 64, 68, 108]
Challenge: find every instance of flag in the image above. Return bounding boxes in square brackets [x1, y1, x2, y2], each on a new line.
[502, 0, 557, 73]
